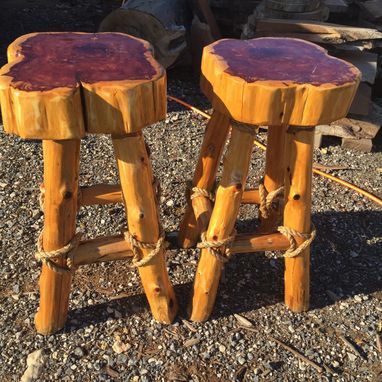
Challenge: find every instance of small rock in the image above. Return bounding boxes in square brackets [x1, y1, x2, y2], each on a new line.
[127, 358, 137, 367]
[74, 347, 84, 358]
[238, 356, 246, 365]
[184, 337, 200, 347]
[21, 349, 47, 382]
[218, 345, 226, 353]
[117, 354, 128, 364]
[112, 340, 131, 354]
[347, 352, 357, 362]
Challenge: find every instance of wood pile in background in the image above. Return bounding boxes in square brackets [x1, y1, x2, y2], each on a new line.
[254, 18, 382, 151]
[210, 0, 261, 36]
[208, 0, 382, 151]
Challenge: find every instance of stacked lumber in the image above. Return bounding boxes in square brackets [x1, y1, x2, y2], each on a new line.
[253, 19, 382, 151]
[316, 103, 382, 151]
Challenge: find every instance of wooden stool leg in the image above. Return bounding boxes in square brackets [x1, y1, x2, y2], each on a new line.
[258, 125, 287, 233]
[113, 132, 177, 323]
[35, 140, 80, 335]
[190, 126, 254, 321]
[283, 127, 315, 312]
[178, 110, 230, 248]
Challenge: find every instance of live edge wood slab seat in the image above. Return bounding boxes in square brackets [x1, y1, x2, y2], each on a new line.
[178, 37, 360, 322]
[0, 32, 177, 335]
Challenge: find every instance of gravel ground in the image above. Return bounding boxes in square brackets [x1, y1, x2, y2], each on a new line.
[0, 1, 382, 381]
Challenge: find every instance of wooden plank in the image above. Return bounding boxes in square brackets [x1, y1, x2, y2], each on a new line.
[335, 117, 380, 139]
[341, 138, 373, 152]
[254, 19, 382, 45]
[349, 102, 382, 138]
[316, 103, 382, 141]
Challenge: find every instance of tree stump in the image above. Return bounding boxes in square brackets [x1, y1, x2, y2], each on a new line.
[99, 0, 193, 68]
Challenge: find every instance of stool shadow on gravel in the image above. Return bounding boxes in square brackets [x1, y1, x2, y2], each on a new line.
[210, 209, 382, 319]
[65, 210, 381, 330]
[66, 283, 193, 331]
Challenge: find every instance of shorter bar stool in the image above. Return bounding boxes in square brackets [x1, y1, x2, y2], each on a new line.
[0, 32, 177, 334]
[178, 37, 360, 321]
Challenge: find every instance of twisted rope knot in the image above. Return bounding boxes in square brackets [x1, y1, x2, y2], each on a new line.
[258, 183, 284, 219]
[190, 186, 215, 202]
[35, 231, 83, 274]
[124, 230, 168, 268]
[197, 230, 237, 263]
[231, 120, 258, 136]
[278, 225, 316, 258]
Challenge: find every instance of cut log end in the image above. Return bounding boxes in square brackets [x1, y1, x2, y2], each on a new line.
[0, 32, 166, 140]
[3, 32, 161, 92]
[201, 37, 360, 126]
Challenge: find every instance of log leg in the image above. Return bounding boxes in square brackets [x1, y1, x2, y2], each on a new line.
[283, 126, 315, 312]
[190, 126, 254, 321]
[258, 125, 287, 233]
[35, 140, 80, 335]
[178, 110, 230, 248]
[113, 132, 177, 323]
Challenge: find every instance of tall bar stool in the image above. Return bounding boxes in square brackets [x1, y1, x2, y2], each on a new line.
[0, 32, 177, 334]
[178, 37, 360, 321]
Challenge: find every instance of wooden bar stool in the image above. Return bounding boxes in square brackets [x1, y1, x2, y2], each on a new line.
[178, 37, 360, 321]
[0, 32, 177, 334]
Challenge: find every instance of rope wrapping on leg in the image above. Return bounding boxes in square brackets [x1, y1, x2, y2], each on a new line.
[230, 120, 259, 136]
[277, 225, 316, 258]
[190, 187, 215, 202]
[258, 183, 285, 219]
[35, 231, 83, 274]
[197, 230, 237, 263]
[124, 230, 168, 268]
